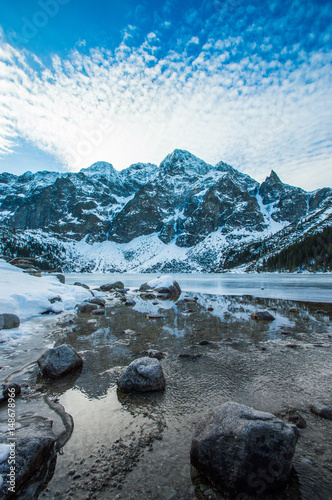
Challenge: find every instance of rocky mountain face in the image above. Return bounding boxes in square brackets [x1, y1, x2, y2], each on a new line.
[0, 150, 331, 272]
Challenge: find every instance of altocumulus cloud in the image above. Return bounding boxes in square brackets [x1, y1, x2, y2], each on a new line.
[0, 6, 331, 190]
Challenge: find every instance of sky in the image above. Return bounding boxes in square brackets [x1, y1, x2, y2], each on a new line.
[0, 0, 331, 190]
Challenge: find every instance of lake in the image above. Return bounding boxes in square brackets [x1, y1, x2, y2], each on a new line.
[65, 272, 332, 303]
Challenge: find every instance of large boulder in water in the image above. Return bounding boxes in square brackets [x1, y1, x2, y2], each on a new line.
[139, 275, 181, 300]
[37, 344, 83, 379]
[191, 402, 299, 497]
[117, 357, 166, 393]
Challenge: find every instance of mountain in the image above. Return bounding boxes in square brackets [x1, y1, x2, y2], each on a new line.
[0, 149, 331, 272]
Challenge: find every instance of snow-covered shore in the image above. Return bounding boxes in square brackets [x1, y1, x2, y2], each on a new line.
[0, 260, 92, 322]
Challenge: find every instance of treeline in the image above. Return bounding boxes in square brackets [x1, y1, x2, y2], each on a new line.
[264, 226, 332, 272]
[0, 227, 66, 271]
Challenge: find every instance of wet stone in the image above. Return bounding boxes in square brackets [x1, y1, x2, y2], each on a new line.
[191, 402, 299, 497]
[117, 357, 166, 393]
[310, 402, 332, 420]
[285, 408, 307, 429]
[251, 311, 275, 321]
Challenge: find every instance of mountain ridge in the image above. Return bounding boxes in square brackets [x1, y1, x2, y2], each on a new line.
[0, 149, 331, 272]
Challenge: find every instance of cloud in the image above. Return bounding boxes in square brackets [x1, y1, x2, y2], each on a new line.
[0, 2, 331, 190]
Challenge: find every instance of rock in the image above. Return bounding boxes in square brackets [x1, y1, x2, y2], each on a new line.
[117, 357, 166, 393]
[310, 402, 332, 420]
[315, 309, 328, 315]
[76, 302, 99, 313]
[88, 297, 106, 307]
[139, 275, 181, 300]
[49, 296, 62, 304]
[146, 349, 165, 360]
[251, 311, 275, 321]
[37, 344, 83, 379]
[207, 306, 214, 312]
[91, 309, 105, 315]
[285, 408, 307, 429]
[199, 340, 213, 346]
[178, 353, 202, 360]
[191, 402, 298, 497]
[99, 281, 124, 292]
[49, 273, 65, 284]
[0, 383, 21, 403]
[289, 307, 299, 313]
[74, 282, 90, 289]
[125, 299, 136, 307]
[0, 313, 20, 329]
[145, 314, 164, 319]
[0, 416, 56, 499]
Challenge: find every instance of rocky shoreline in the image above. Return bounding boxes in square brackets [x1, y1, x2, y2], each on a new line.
[0, 270, 332, 499]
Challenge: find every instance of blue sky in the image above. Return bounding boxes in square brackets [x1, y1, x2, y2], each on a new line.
[0, 0, 331, 189]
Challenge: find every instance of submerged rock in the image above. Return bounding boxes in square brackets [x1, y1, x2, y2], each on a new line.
[0, 416, 56, 499]
[310, 402, 332, 420]
[251, 311, 275, 321]
[38, 344, 83, 379]
[146, 349, 165, 360]
[285, 408, 307, 429]
[191, 401, 298, 497]
[0, 313, 20, 330]
[117, 357, 166, 393]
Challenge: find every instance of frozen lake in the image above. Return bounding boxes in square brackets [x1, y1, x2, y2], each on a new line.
[65, 272, 332, 303]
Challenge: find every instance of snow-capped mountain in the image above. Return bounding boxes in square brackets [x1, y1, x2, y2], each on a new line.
[0, 149, 331, 272]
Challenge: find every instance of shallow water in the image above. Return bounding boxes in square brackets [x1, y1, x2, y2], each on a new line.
[1, 282, 332, 499]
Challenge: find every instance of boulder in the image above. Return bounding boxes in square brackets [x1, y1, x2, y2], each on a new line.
[191, 402, 298, 497]
[139, 275, 181, 300]
[73, 282, 90, 289]
[117, 357, 166, 393]
[0, 313, 20, 329]
[37, 344, 83, 379]
[310, 402, 332, 420]
[251, 311, 275, 321]
[87, 297, 106, 307]
[0, 416, 56, 499]
[76, 302, 99, 313]
[99, 281, 124, 292]
[91, 308, 105, 315]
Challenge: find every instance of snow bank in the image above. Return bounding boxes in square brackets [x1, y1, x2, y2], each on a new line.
[0, 260, 92, 322]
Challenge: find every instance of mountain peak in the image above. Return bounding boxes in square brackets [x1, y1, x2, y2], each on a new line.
[159, 149, 212, 177]
[80, 161, 117, 179]
[267, 170, 281, 184]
